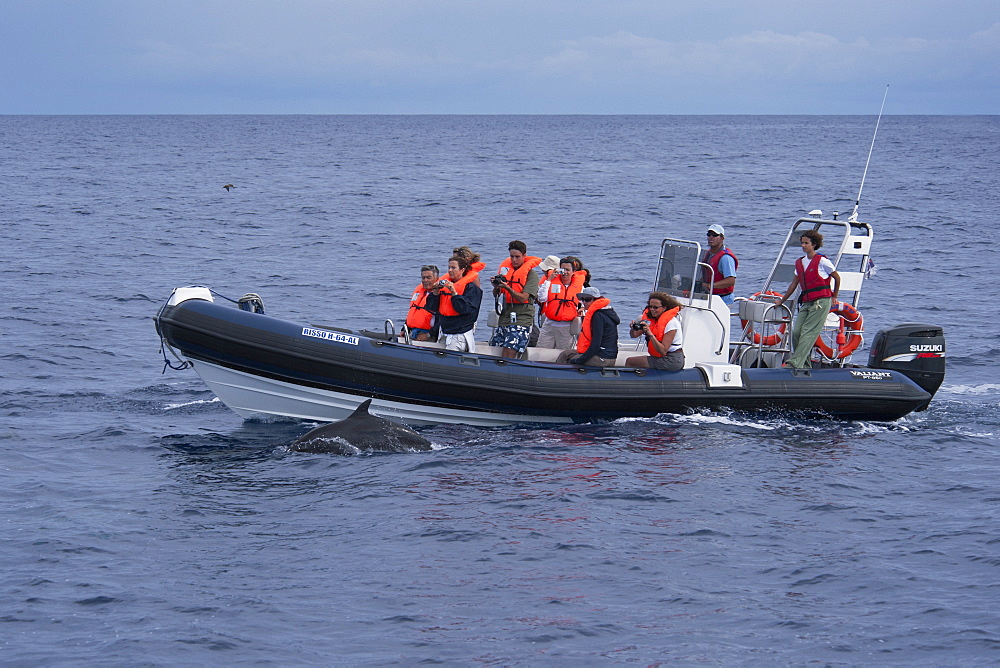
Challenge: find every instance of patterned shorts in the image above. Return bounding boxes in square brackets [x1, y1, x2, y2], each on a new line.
[489, 325, 530, 354]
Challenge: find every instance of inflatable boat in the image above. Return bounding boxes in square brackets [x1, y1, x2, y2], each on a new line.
[154, 215, 945, 425]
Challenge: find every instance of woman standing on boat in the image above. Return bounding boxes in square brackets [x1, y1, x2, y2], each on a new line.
[537, 257, 588, 350]
[776, 230, 842, 369]
[434, 254, 483, 352]
[625, 292, 685, 371]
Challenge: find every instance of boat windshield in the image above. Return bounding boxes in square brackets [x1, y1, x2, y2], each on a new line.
[653, 239, 708, 301]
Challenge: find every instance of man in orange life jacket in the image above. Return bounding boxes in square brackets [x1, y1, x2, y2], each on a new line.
[555, 286, 620, 366]
[489, 240, 542, 359]
[537, 256, 588, 350]
[701, 224, 738, 305]
[404, 264, 440, 341]
[776, 229, 841, 369]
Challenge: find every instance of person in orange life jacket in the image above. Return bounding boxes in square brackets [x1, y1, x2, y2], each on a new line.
[432, 254, 483, 352]
[489, 240, 541, 359]
[700, 224, 738, 305]
[775, 229, 841, 369]
[626, 292, 685, 371]
[555, 286, 620, 366]
[405, 264, 441, 342]
[537, 256, 588, 350]
[563, 255, 592, 287]
[452, 245, 485, 288]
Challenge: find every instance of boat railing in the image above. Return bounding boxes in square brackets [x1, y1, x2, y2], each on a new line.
[760, 216, 873, 312]
[729, 295, 792, 367]
[693, 261, 728, 355]
[384, 318, 414, 346]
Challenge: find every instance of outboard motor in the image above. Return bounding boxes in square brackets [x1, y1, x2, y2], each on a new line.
[868, 323, 945, 410]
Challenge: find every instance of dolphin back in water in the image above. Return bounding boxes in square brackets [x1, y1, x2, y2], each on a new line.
[289, 399, 433, 454]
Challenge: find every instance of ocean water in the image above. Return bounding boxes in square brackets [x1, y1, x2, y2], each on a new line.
[2, 114, 999, 664]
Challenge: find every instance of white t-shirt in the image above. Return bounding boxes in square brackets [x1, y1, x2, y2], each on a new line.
[799, 254, 837, 279]
[664, 318, 683, 352]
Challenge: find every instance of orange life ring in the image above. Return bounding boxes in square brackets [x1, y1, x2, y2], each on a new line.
[815, 301, 863, 359]
[740, 291, 787, 346]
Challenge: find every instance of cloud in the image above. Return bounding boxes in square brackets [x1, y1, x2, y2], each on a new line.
[3, 0, 997, 112]
[529, 24, 1000, 88]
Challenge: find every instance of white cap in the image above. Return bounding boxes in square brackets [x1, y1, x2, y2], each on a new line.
[707, 224, 725, 236]
[538, 255, 561, 272]
[579, 286, 601, 298]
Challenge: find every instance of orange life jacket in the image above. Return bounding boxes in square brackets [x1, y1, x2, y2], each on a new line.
[497, 256, 542, 304]
[541, 270, 587, 322]
[405, 284, 435, 330]
[438, 270, 479, 316]
[576, 297, 611, 354]
[643, 306, 681, 357]
[469, 261, 486, 287]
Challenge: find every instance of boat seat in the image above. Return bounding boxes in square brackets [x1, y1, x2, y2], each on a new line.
[405, 338, 640, 368]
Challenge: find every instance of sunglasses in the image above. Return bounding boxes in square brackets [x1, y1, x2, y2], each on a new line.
[706, 231, 720, 237]
[578, 296, 595, 302]
[647, 304, 665, 310]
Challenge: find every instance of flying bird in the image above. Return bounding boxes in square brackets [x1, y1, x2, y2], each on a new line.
[223, 184, 235, 191]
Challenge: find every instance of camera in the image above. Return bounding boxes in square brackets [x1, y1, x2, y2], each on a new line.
[630, 319, 650, 332]
[435, 279, 448, 288]
[490, 274, 508, 287]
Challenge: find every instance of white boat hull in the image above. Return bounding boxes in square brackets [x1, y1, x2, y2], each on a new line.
[192, 360, 576, 427]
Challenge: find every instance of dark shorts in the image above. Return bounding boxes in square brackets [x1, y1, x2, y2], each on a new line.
[489, 325, 530, 354]
[649, 350, 685, 371]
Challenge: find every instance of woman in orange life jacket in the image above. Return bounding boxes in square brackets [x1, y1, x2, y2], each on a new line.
[625, 292, 685, 371]
[404, 264, 441, 341]
[537, 257, 588, 350]
[489, 240, 542, 359]
[452, 245, 486, 288]
[555, 285, 620, 366]
[775, 229, 841, 369]
[432, 254, 483, 352]
[563, 255, 592, 287]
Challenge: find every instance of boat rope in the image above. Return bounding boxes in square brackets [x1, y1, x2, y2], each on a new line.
[208, 288, 265, 314]
[159, 336, 192, 373]
[208, 288, 240, 304]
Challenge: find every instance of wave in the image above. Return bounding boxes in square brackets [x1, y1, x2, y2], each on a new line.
[164, 397, 221, 411]
[941, 383, 1000, 395]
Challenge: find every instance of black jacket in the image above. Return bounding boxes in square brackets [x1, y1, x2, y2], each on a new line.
[572, 306, 620, 362]
[439, 283, 483, 335]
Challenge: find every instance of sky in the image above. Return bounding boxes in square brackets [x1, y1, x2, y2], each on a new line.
[2, 0, 998, 114]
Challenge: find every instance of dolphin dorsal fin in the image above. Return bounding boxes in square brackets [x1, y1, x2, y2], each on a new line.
[349, 399, 374, 418]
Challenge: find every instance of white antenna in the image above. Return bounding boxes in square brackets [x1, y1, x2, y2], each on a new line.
[849, 85, 889, 223]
